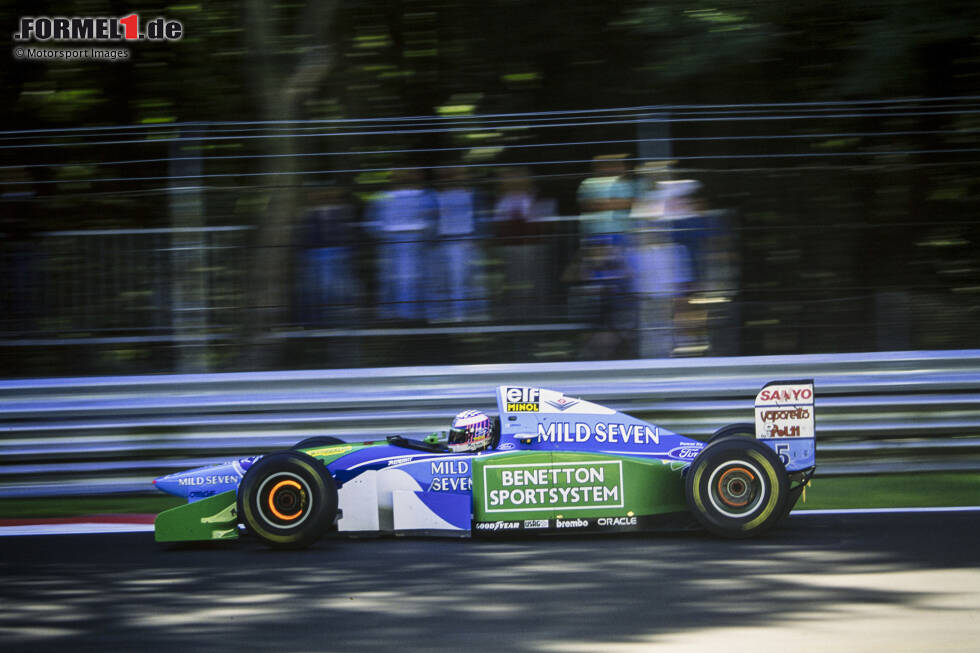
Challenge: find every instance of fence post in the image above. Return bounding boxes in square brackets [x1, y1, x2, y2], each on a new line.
[169, 127, 209, 373]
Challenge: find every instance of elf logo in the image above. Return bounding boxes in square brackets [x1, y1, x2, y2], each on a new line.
[504, 387, 539, 410]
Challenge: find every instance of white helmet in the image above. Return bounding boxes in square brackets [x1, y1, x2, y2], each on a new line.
[448, 410, 493, 453]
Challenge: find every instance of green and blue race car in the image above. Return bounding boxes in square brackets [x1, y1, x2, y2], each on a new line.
[154, 380, 815, 547]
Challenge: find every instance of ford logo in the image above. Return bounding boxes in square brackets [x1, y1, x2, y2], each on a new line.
[667, 446, 701, 461]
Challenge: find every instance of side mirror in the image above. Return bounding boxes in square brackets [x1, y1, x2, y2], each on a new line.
[424, 432, 445, 445]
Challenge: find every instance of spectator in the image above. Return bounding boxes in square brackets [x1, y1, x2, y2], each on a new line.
[296, 184, 360, 327]
[569, 155, 636, 350]
[368, 168, 437, 322]
[491, 167, 553, 321]
[628, 161, 695, 357]
[435, 167, 480, 322]
[577, 154, 635, 240]
[628, 228, 694, 358]
[563, 234, 634, 359]
[659, 176, 707, 284]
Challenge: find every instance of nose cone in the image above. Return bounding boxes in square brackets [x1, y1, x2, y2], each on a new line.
[153, 471, 193, 498]
[153, 457, 258, 501]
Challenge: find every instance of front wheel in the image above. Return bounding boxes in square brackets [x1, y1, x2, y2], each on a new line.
[237, 451, 338, 549]
[685, 438, 788, 538]
[291, 436, 346, 450]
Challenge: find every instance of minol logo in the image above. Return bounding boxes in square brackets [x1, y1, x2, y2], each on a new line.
[14, 15, 183, 42]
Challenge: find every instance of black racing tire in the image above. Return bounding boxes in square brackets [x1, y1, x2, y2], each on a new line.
[685, 438, 788, 539]
[237, 451, 338, 549]
[706, 423, 756, 445]
[291, 436, 346, 450]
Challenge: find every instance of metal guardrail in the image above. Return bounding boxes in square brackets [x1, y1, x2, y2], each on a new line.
[2, 349, 980, 497]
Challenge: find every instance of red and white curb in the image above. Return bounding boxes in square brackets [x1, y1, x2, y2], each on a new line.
[0, 514, 155, 536]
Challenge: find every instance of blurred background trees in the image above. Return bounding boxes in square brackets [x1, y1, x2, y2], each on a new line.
[2, 0, 979, 375]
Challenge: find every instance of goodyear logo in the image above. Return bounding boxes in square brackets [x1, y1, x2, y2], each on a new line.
[506, 402, 539, 412]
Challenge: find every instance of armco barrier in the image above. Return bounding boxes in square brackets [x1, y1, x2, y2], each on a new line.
[2, 349, 979, 497]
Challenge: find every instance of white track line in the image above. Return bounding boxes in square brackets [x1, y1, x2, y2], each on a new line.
[793, 506, 980, 515]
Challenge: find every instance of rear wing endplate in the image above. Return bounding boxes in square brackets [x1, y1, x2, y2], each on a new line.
[754, 380, 815, 472]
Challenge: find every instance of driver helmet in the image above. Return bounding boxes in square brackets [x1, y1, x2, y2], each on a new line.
[448, 410, 493, 453]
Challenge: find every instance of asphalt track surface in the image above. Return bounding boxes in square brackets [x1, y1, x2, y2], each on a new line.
[2, 511, 979, 652]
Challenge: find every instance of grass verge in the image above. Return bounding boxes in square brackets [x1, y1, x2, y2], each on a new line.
[0, 495, 184, 519]
[795, 472, 980, 510]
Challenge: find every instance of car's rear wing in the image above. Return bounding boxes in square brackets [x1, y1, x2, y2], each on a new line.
[754, 380, 815, 472]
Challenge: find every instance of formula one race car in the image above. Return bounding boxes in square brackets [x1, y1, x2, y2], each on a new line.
[153, 380, 815, 547]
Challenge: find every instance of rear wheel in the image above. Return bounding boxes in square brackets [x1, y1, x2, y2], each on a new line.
[706, 423, 755, 445]
[685, 438, 788, 538]
[237, 451, 338, 548]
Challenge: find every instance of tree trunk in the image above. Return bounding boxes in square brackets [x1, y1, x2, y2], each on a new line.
[241, 0, 337, 369]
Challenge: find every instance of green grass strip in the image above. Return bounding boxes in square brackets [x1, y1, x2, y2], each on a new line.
[795, 472, 980, 510]
[0, 495, 184, 519]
